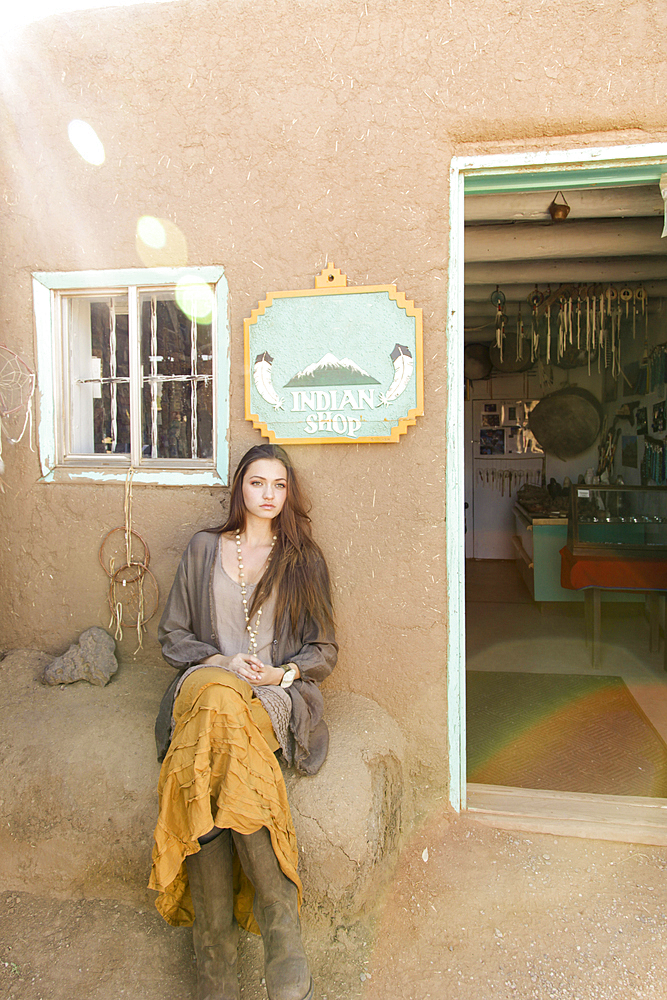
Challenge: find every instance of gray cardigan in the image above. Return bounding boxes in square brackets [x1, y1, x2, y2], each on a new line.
[154, 530, 338, 774]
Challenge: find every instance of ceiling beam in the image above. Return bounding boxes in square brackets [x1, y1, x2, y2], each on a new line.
[465, 256, 667, 285]
[465, 217, 666, 263]
[464, 185, 664, 224]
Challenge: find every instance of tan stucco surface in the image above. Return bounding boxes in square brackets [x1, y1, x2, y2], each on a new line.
[1, 0, 666, 790]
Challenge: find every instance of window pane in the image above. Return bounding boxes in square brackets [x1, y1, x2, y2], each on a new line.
[139, 291, 213, 459]
[65, 295, 129, 455]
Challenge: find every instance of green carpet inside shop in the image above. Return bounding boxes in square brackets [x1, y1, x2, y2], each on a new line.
[467, 671, 667, 798]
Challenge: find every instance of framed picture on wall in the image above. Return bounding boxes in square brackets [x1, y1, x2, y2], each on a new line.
[479, 428, 505, 455]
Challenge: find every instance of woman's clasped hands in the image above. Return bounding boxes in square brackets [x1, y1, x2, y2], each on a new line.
[199, 651, 281, 685]
[228, 652, 281, 686]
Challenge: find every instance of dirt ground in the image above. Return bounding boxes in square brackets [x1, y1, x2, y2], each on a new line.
[2, 809, 666, 1000]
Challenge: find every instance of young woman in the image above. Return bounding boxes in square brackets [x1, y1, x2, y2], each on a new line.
[149, 444, 337, 1000]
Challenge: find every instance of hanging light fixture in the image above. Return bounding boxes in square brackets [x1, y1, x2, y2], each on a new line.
[548, 191, 571, 221]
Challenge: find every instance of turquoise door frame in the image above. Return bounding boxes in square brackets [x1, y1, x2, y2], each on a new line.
[445, 143, 667, 812]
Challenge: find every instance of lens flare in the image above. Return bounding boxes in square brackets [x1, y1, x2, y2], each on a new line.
[176, 276, 214, 323]
[67, 119, 105, 165]
[135, 215, 188, 267]
[136, 216, 167, 249]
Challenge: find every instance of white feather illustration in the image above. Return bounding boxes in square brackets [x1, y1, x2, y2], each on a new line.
[253, 352, 284, 410]
[378, 344, 413, 405]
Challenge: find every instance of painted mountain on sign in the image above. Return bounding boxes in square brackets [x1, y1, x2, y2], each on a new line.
[284, 353, 380, 387]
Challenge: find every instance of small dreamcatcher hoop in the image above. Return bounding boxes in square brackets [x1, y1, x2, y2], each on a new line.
[0, 344, 36, 481]
[99, 527, 150, 582]
[101, 470, 159, 651]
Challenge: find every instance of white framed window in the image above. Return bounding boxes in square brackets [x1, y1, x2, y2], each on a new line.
[32, 267, 230, 485]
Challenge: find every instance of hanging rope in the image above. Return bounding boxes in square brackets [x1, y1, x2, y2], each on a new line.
[101, 468, 159, 654]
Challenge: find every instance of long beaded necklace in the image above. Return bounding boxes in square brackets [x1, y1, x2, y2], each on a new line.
[235, 532, 277, 655]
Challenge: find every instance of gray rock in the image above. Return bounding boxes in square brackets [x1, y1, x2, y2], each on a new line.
[43, 627, 118, 687]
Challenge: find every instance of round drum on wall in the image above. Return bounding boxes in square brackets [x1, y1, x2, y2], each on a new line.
[464, 343, 492, 380]
[528, 387, 602, 460]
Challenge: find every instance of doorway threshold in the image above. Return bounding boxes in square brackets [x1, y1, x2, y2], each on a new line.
[467, 783, 667, 846]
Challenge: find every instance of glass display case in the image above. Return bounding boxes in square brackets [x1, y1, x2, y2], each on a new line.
[567, 484, 667, 559]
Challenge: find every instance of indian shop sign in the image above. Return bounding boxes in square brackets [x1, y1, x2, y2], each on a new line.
[244, 265, 424, 444]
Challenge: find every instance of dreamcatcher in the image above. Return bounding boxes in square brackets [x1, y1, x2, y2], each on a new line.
[0, 345, 36, 487]
[99, 471, 159, 650]
[512, 282, 653, 377]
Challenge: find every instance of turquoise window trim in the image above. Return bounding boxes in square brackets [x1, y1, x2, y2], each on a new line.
[464, 163, 666, 195]
[32, 266, 230, 486]
[446, 142, 667, 814]
[460, 142, 667, 195]
[33, 266, 226, 290]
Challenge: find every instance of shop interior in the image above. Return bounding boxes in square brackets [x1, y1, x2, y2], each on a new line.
[463, 181, 667, 802]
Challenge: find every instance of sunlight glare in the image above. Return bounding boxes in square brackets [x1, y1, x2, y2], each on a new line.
[135, 216, 188, 267]
[5, 0, 179, 33]
[176, 276, 214, 324]
[137, 216, 167, 249]
[68, 119, 105, 165]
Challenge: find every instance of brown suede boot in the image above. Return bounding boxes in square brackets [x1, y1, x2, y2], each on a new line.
[186, 830, 240, 1000]
[232, 827, 313, 1000]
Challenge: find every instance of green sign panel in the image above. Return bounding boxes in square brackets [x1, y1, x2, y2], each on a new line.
[244, 265, 424, 444]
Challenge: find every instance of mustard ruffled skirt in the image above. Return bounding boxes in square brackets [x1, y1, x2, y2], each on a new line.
[149, 667, 301, 932]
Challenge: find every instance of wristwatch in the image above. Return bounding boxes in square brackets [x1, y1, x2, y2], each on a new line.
[280, 665, 297, 689]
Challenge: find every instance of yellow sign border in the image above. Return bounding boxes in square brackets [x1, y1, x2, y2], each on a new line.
[243, 268, 424, 445]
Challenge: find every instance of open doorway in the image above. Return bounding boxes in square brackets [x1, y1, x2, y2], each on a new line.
[446, 146, 667, 836]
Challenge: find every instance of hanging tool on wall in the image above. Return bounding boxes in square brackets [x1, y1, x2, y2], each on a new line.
[596, 423, 620, 479]
[516, 305, 525, 362]
[527, 286, 542, 363]
[491, 286, 507, 363]
[477, 466, 542, 496]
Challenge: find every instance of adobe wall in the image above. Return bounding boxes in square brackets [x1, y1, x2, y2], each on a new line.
[1, 0, 666, 792]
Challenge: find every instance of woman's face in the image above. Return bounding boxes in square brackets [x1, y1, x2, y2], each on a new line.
[242, 458, 288, 522]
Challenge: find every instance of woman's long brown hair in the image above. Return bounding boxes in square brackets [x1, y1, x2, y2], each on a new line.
[217, 444, 334, 634]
